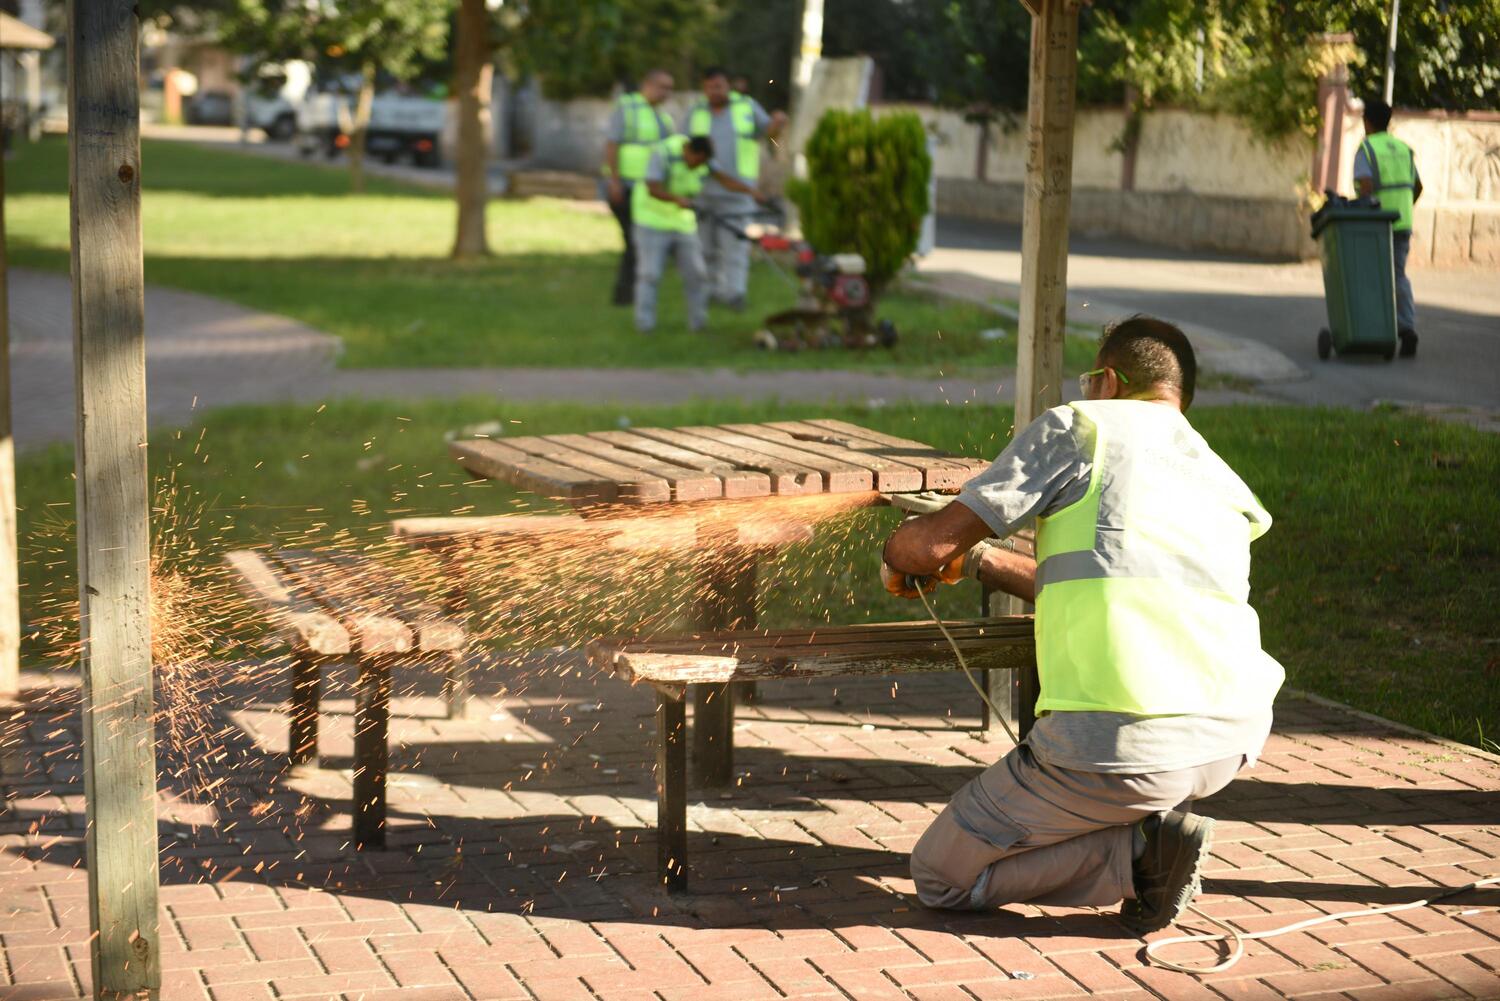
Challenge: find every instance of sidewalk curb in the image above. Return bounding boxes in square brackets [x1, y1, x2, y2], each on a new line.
[1282, 686, 1500, 765]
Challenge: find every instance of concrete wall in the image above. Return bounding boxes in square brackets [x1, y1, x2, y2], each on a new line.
[893, 102, 1499, 268]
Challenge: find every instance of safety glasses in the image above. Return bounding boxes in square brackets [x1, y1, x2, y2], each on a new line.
[1078, 367, 1129, 396]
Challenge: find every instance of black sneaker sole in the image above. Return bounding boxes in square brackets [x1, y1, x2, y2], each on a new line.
[1122, 815, 1215, 934]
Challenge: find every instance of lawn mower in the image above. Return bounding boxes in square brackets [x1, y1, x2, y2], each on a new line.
[701, 206, 899, 353]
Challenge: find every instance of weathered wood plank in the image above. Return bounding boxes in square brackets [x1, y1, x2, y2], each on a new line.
[682, 426, 874, 493]
[69, 0, 160, 995]
[606, 617, 1033, 649]
[314, 549, 465, 652]
[450, 438, 619, 504]
[748, 422, 926, 492]
[591, 430, 771, 498]
[604, 643, 1036, 686]
[272, 551, 414, 655]
[224, 550, 352, 655]
[799, 419, 988, 489]
[630, 427, 825, 495]
[502, 436, 671, 503]
[545, 434, 722, 502]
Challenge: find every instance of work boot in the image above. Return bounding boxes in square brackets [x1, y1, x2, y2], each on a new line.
[1119, 810, 1215, 934]
[1398, 328, 1418, 358]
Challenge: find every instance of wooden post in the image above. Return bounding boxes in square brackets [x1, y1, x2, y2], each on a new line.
[656, 690, 688, 892]
[692, 550, 755, 788]
[69, 2, 161, 997]
[0, 116, 19, 702]
[353, 655, 391, 849]
[987, 0, 1080, 743]
[288, 652, 322, 766]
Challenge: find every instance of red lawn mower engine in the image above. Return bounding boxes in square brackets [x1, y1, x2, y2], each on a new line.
[752, 236, 898, 352]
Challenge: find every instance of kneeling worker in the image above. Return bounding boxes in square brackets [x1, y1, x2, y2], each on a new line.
[880, 316, 1284, 931]
[634, 134, 762, 334]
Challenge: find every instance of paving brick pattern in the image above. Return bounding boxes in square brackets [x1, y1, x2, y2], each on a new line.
[2, 660, 1497, 1001]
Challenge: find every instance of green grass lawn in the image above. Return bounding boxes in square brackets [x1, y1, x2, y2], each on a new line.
[15, 397, 1499, 751]
[4, 137, 1096, 372]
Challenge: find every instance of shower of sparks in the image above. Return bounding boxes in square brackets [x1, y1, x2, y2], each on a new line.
[2, 416, 1001, 912]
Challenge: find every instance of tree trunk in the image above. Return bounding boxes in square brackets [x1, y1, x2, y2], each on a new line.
[451, 0, 492, 259]
[0, 132, 16, 702]
[348, 60, 377, 194]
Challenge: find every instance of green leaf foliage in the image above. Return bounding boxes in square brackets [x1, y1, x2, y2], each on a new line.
[220, 0, 451, 79]
[787, 110, 932, 296]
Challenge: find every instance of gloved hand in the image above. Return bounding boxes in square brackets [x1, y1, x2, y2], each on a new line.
[881, 558, 964, 599]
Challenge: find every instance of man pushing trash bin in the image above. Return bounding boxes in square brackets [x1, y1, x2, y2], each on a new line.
[879, 316, 1285, 932]
[1354, 98, 1422, 358]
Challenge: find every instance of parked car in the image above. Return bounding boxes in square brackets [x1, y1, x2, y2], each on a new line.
[185, 89, 234, 126]
[244, 61, 311, 141]
[295, 72, 447, 168]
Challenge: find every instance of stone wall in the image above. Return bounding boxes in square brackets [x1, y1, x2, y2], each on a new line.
[895, 102, 1498, 268]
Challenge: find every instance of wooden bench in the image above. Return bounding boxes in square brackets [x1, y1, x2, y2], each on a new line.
[225, 549, 469, 849]
[588, 616, 1038, 891]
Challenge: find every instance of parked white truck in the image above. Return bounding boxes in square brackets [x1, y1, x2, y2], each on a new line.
[294, 72, 447, 168]
[243, 60, 311, 141]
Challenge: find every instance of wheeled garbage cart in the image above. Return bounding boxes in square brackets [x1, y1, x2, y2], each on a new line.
[1310, 195, 1401, 361]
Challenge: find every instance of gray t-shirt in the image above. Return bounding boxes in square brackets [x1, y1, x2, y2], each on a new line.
[1352, 139, 1420, 188]
[698, 96, 771, 200]
[956, 404, 1273, 774]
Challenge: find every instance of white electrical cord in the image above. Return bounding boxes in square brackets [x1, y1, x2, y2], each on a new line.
[911, 581, 1499, 975]
[1148, 877, 1500, 973]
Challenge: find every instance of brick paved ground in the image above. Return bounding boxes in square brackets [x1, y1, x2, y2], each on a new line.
[2, 659, 1497, 1001]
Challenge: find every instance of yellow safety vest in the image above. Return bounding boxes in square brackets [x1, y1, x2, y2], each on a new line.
[1360, 132, 1416, 233]
[614, 91, 674, 183]
[632, 134, 708, 234]
[1032, 400, 1285, 716]
[688, 93, 760, 182]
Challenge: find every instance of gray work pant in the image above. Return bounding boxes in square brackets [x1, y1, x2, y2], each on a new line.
[698, 193, 755, 302]
[1393, 230, 1416, 333]
[911, 745, 1245, 910]
[634, 224, 708, 333]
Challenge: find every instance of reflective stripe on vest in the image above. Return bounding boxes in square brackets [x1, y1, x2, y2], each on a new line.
[1361, 133, 1415, 232]
[688, 93, 760, 181]
[1032, 399, 1285, 716]
[615, 92, 673, 182]
[631, 134, 707, 233]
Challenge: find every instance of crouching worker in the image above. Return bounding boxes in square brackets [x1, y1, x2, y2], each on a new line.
[633, 134, 762, 334]
[880, 316, 1284, 933]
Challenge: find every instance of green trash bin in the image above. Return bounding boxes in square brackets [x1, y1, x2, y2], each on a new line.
[1310, 195, 1400, 361]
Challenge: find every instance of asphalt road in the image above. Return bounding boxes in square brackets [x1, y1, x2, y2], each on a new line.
[928, 216, 1500, 410]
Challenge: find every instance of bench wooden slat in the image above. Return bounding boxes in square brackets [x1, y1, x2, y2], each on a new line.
[589, 617, 1036, 686]
[315, 549, 466, 652]
[450, 438, 619, 504]
[224, 550, 352, 655]
[800, 419, 989, 489]
[502, 436, 672, 504]
[272, 550, 415, 655]
[544, 435, 723, 503]
[589, 431, 772, 499]
[629, 427, 825, 496]
[677, 426, 874, 493]
[741, 422, 927, 492]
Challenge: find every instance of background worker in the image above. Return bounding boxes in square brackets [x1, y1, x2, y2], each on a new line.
[688, 66, 788, 310]
[1354, 97, 1422, 358]
[601, 69, 675, 307]
[880, 316, 1285, 933]
[633, 134, 763, 334]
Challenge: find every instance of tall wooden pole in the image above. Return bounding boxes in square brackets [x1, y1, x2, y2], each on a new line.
[69, 2, 161, 998]
[0, 117, 19, 701]
[451, 0, 493, 259]
[986, 0, 1080, 742]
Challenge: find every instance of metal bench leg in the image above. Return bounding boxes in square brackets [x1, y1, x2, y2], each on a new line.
[444, 649, 471, 720]
[982, 588, 1039, 742]
[692, 683, 734, 787]
[288, 651, 322, 766]
[657, 689, 688, 893]
[353, 655, 390, 850]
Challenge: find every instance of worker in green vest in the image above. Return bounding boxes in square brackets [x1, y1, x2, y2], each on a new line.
[601, 70, 675, 307]
[879, 316, 1285, 934]
[1354, 97, 1423, 358]
[688, 67, 787, 310]
[632, 134, 764, 334]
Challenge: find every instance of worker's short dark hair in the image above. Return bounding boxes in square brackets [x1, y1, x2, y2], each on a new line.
[701, 66, 729, 82]
[686, 135, 714, 158]
[1096, 315, 1197, 411]
[1363, 98, 1392, 131]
